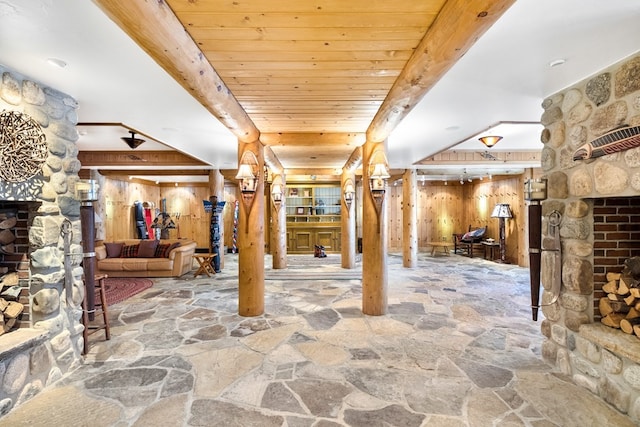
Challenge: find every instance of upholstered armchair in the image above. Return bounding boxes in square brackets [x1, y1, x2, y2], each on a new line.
[453, 226, 487, 257]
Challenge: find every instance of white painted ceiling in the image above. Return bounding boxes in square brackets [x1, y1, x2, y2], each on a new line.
[1, 0, 640, 181]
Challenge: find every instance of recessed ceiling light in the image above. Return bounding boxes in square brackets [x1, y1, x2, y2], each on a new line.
[46, 58, 67, 68]
[549, 59, 566, 68]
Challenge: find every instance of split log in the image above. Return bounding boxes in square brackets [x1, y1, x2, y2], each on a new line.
[602, 280, 618, 294]
[601, 312, 626, 328]
[618, 277, 631, 295]
[0, 272, 19, 287]
[624, 294, 637, 306]
[608, 293, 626, 302]
[4, 301, 23, 319]
[0, 298, 7, 312]
[0, 216, 16, 229]
[600, 298, 630, 314]
[627, 307, 640, 319]
[0, 229, 15, 245]
[630, 288, 640, 299]
[607, 272, 622, 281]
[3, 317, 15, 333]
[620, 317, 640, 334]
[634, 324, 640, 337]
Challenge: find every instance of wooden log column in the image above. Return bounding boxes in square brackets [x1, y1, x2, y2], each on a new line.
[402, 169, 418, 268]
[209, 169, 225, 269]
[362, 140, 388, 315]
[270, 173, 287, 270]
[341, 170, 356, 269]
[237, 141, 265, 317]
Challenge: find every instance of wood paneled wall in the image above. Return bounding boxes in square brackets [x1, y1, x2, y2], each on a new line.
[386, 174, 529, 266]
[100, 176, 239, 250]
[101, 173, 531, 266]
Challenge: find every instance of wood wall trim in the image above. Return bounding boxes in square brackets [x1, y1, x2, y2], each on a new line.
[78, 151, 208, 167]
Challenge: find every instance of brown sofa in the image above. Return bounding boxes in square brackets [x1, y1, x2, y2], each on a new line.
[95, 239, 197, 278]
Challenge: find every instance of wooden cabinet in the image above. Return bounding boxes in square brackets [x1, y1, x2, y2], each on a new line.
[286, 184, 341, 253]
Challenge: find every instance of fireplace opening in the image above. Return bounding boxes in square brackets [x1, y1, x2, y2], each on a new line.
[593, 197, 640, 332]
[0, 201, 41, 334]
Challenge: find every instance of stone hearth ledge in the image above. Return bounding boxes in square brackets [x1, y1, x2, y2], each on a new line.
[0, 329, 48, 360]
[579, 324, 640, 365]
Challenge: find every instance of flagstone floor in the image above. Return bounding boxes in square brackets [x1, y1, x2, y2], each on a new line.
[2, 252, 636, 426]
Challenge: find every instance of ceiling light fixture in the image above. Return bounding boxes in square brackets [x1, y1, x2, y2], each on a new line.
[46, 58, 67, 68]
[478, 135, 503, 148]
[121, 131, 145, 149]
[549, 59, 566, 68]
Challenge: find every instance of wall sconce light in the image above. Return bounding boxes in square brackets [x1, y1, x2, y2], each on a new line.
[75, 179, 99, 202]
[479, 135, 503, 148]
[491, 203, 513, 264]
[271, 175, 284, 211]
[368, 152, 390, 197]
[343, 178, 355, 214]
[236, 150, 259, 228]
[524, 178, 548, 321]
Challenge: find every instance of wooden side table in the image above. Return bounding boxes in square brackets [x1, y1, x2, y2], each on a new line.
[482, 241, 500, 261]
[193, 253, 217, 277]
[427, 241, 450, 256]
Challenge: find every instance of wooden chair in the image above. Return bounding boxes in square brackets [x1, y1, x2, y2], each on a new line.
[81, 274, 111, 355]
[453, 225, 487, 257]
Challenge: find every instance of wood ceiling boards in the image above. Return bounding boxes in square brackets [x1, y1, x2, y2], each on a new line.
[92, 0, 515, 173]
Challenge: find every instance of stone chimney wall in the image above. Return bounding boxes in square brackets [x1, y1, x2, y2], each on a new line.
[539, 52, 640, 420]
[0, 65, 85, 417]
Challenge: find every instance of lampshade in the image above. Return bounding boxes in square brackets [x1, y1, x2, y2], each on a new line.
[344, 182, 355, 201]
[479, 135, 503, 148]
[121, 131, 145, 149]
[271, 183, 283, 201]
[235, 164, 255, 180]
[491, 203, 513, 218]
[370, 163, 390, 179]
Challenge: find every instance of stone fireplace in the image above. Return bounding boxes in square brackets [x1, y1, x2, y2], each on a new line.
[540, 52, 640, 421]
[0, 65, 85, 417]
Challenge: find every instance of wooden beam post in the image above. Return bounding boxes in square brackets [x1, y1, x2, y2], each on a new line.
[341, 169, 356, 269]
[362, 140, 387, 315]
[237, 140, 265, 316]
[367, 0, 515, 142]
[403, 169, 418, 268]
[270, 173, 287, 270]
[92, 0, 259, 142]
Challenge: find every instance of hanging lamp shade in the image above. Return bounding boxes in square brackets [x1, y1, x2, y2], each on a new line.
[479, 135, 503, 148]
[122, 131, 145, 149]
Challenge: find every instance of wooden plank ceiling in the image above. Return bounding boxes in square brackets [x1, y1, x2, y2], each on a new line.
[92, 0, 514, 173]
[164, 0, 445, 169]
[167, 0, 445, 135]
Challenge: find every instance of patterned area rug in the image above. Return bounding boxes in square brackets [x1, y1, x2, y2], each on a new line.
[103, 277, 154, 306]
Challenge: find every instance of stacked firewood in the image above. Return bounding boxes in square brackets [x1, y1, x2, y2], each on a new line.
[600, 257, 640, 337]
[0, 215, 17, 254]
[0, 272, 24, 335]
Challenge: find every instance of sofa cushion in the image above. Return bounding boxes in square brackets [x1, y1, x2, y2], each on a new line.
[138, 239, 159, 257]
[121, 244, 139, 258]
[105, 242, 123, 258]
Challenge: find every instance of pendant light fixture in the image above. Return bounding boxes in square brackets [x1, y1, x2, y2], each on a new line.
[122, 131, 145, 149]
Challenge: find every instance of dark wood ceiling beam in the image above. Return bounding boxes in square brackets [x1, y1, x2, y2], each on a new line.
[367, 0, 516, 142]
[78, 151, 208, 167]
[92, 0, 259, 143]
[96, 169, 212, 176]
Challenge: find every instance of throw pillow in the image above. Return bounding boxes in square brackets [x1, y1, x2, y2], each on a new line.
[471, 227, 486, 237]
[138, 239, 159, 258]
[154, 242, 181, 258]
[104, 242, 123, 258]
[154, 243, 170, 258]
[461, 232, 473, 241]
[120, 244, 139, 258]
